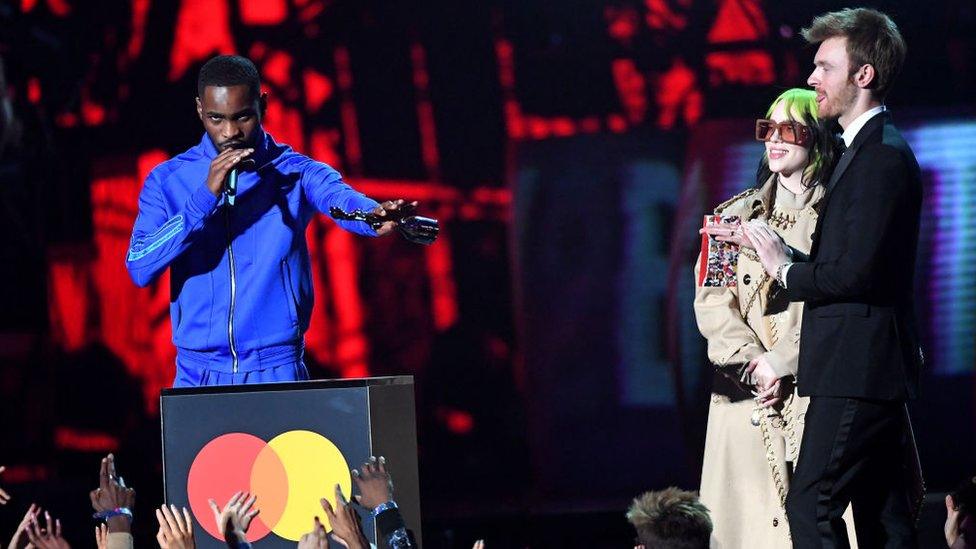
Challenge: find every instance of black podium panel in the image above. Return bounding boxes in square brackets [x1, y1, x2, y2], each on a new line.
[161, 376, 421, 549]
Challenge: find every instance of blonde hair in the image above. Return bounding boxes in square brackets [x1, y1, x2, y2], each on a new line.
[626, 487, 712, 549]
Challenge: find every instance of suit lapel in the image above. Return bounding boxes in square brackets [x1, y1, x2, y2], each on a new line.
[810, 112, 889, 255]
[824, 146, 855, 196]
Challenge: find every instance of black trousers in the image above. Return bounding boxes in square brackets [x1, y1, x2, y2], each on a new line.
[785, 396, 918, 549]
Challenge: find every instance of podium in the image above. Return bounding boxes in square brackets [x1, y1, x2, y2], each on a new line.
[161, 376, 421, 549]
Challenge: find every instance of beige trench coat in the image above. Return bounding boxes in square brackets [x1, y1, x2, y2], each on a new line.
[693, 176, 856, 548]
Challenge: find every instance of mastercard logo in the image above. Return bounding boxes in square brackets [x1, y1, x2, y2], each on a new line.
[186, 431, 351, 541]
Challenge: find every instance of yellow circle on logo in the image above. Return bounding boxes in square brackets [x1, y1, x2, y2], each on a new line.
[264, 430, 352, 540]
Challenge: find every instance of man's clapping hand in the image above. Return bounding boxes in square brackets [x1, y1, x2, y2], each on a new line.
[351, 456, 393, 510]
[207, 491, 259, 545]
[89, 454, 135, 533]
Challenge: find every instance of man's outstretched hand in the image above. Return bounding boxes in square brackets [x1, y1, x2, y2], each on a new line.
[351, 456, 393, 511]
[371, 200, 419, 236]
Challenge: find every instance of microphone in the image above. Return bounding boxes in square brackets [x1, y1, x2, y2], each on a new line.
[225, 158, 256, 206]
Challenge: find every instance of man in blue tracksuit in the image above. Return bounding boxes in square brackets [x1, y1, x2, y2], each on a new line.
[126, 55, 405, 387]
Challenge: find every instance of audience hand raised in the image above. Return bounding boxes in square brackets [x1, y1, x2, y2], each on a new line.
[0, 465, 10, 505]
[320, 485, 368, 549]
[207, 491, 259, 545]
[155, 505, 195, 549]
[25, 510, 70, 549]
[95, 523, 109, 549]
[297, 517, 329, 549]
[351, 456, 393, 511]
[89, 454, 135, 533]
[7, 504, 42, 549]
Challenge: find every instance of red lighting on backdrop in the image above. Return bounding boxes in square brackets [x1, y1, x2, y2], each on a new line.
[261, 50, 293, 90]
[656, 58, 703, 129]
[705, 50, 775, 86]
[644, 0, 688, 32]
[27, 77, 41, 104]
[707, 0, 768, 43]
[127, 0, 150, 60]
[169, 0, 235, 82]
[605, 6, 640, 44]
[303, 69, 334, 112]
[438, 407, 475, 435]
[21, 0, 71, 17]
[239, 0, 287, 26]
[612, 59, 648, 125]
[54, 427, 120, 453]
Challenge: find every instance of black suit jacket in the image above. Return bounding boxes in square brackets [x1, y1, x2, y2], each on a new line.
[785, 112, 923, 400]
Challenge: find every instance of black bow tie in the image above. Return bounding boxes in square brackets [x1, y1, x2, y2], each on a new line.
[835, 134, 848, 153]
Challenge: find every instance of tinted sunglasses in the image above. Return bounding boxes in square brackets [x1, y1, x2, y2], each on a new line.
[755, 119, 812, 146]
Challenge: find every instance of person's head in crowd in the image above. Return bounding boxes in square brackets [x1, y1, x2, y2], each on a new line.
[196, 55, 267, 152]
[947, 475, 976, 548]
[755, 87, 838, 192]
[802, 8, 905, 126]
[626, 487, 712, 549]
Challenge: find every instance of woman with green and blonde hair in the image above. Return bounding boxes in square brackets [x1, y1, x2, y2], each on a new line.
[693, 88, 855, 548]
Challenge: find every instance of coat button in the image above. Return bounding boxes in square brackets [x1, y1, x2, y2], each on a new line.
[743, 274, 752, 285]
[773, 518, 779, 527]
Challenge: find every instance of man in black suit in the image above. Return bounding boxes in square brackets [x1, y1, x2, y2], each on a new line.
[745, 8, 923, 549]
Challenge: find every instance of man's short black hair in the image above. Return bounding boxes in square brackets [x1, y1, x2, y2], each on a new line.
[197, 55, 261, 100]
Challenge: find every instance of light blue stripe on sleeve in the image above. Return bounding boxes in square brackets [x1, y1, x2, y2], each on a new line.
[126, 215, 185, 262]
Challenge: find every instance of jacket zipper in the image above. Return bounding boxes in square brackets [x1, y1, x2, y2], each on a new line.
[224, 206, 239, 373]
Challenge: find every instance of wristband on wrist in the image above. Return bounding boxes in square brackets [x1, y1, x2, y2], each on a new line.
[93, 507, 133, 522]
[372, 500, 398, 517]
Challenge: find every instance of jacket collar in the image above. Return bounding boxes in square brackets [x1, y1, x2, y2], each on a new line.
[824, 111, 889, 196]
[751, 173, 824, 218]
[841, 105, 886, 148]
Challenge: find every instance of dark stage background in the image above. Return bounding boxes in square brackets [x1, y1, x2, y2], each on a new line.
[0, 0, 974, 547]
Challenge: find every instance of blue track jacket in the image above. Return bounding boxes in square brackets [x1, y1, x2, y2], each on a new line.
[125, 131, 377, 377]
